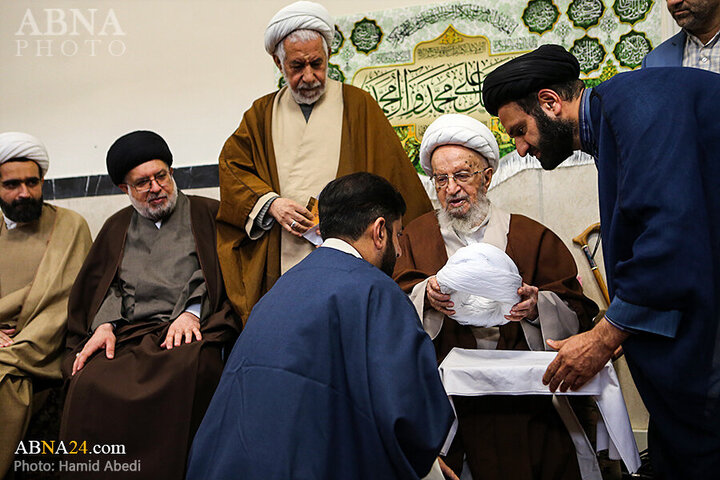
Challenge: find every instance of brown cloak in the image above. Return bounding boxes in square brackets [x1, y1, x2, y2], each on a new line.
[60, 196, 240, 480]
[393, 211, 599, 480]
[216, 83, 432, 322]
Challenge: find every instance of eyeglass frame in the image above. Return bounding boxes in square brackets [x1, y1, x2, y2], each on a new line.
[123, 169, 173, 193]
[431, 167, 491, 189]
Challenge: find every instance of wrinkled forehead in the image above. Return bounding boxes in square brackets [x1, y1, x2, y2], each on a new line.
[282, 35, 327, 60]
[431, 144, 488, 173]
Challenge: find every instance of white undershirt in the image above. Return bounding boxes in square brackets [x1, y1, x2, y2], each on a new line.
[319, 237, 362, 259]
[3, 216, 18, 230]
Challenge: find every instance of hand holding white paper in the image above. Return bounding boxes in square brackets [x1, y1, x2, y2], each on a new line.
[436, 243, 522, 327]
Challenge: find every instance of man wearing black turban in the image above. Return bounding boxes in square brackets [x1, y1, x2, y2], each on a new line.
[482, 44, 720, 479]
[482, 45, 584, 171]
[60, 131, 240, 479]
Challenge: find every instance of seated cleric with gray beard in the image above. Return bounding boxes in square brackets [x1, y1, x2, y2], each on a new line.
[59, 130, 240, 480]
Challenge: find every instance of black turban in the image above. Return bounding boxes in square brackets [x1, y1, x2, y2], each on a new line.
[106, 130, 173, 185]
[482, 44, 580, 116]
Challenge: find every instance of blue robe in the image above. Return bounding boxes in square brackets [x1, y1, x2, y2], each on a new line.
[186, 246, 454, 480]
[588, 67, 720, 477]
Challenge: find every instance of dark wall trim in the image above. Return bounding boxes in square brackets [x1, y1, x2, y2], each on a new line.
[42, 165, 219, 200]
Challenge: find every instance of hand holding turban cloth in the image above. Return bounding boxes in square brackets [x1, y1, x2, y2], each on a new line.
[0, 132, 50, 177]
[419, 114, 500, 176]
[106, 131, 173, 186]
[482, 44, 580, 116]
[436, 243, 522, 328]
[264, 1, 334, 55]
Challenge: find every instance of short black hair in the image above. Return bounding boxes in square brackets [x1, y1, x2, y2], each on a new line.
[514, 79, 585, 115]
[319, 172, 406, 241]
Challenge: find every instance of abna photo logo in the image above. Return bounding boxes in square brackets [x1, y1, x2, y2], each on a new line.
[15, 8, 127, 57]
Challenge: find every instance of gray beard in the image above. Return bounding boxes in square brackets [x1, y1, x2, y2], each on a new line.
[436, 195, 490, 236]
[289, 81, 325, 105]
[282, 66, 326, 105]
[128, 178, 179, 222]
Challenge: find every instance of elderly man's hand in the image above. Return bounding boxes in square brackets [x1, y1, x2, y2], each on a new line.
[0, 328, 16, 347]
[269, 197, 315, 238]
[161, 312, 202, 350]
[505, 283, 539, 322]
[72, 323, 116, 375]
[426, 276, 455, 316]
[543, 318, 629, 392]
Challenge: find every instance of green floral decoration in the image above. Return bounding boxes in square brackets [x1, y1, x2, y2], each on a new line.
[331, 25, 345, 55]
[522, 0, 560, 34]
[567, 0, 606, 29]
[613, 0, 654, 25]
[613, 31, 652, 68]
[351, 18, 383, 54]
[394, 126, 424, 174]
[582, 60, 619, 88]
[328, 62, 346, 83]
[570, 36, 607, 73]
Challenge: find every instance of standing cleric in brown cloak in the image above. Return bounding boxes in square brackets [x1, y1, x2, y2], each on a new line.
[60, 131, 240, 480]
[216, 1, 432, 322]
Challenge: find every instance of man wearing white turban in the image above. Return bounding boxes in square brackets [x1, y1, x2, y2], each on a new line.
[0, 132, 91, 477]
[216, 1, 431, 322]
[393, 114, 598, 480]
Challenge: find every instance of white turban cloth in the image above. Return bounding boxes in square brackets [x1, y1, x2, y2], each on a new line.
[264, 1, 334, 55]
[436, 243, 522, 328]
[419, 114, 500, 176]
[0, 132, 49, 177]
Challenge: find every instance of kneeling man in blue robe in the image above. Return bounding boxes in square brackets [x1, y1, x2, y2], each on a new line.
[187, 172, 455, 480]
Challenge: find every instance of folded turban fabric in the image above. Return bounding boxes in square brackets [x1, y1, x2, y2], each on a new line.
[419, 114, 500, 175]
[264, 1, 334, 55]
[106, 131, 173, 185]
[0, 132, 50, 177]
[482, 44, 580, 116]
[436, 242, 522, 328]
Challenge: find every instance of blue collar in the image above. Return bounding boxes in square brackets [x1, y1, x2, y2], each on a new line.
[578, 87, 598, 158]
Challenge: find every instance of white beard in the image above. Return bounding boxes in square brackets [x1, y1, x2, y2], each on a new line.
[128, 177, 179, 222]
[437, 194, 490, 235]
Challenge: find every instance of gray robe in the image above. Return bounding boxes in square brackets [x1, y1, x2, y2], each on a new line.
[91, 193, 207, 331]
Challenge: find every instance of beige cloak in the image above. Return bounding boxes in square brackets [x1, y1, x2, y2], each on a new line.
[0, 205, 91, 476]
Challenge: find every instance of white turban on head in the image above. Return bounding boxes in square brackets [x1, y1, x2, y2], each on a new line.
[264, 1, 334, 55]
[0, 132, 49, 177]
[419, 114, 499, 176]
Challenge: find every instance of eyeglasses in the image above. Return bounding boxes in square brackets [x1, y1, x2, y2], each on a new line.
[1, 177, 41, 190]
[126, 170, 171, 193]
[432, 168, 490, 189]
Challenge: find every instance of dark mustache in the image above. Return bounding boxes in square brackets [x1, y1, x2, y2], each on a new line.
[11, 197, 38, 207]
